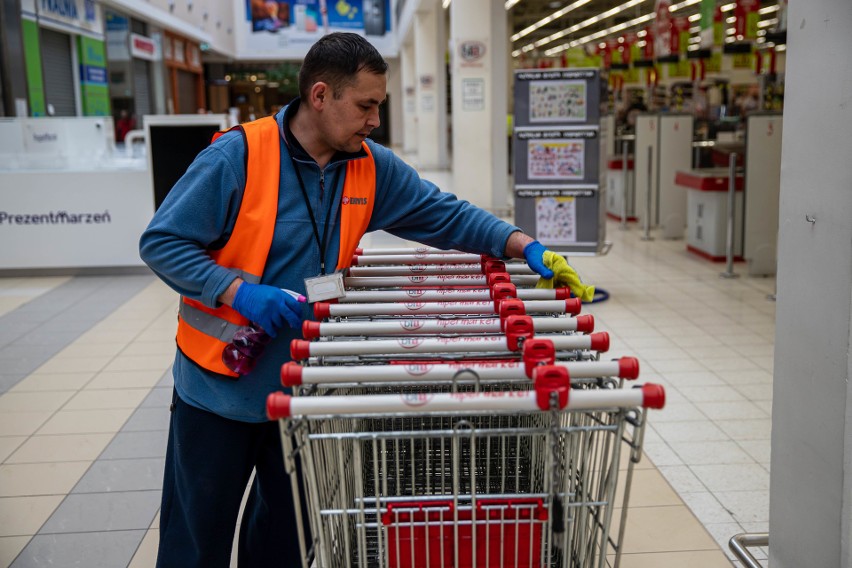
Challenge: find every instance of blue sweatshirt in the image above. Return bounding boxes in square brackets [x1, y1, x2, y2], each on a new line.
[139, 101, 519, 422]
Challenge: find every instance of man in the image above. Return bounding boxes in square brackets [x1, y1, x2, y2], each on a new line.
[139, 32, 591, 567]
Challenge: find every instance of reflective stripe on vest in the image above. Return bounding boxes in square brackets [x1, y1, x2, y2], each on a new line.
[175, 116, 376, 377]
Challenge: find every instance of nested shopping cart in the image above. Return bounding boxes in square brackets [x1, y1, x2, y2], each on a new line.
[267, 248, 664, 567]
[268, 365, 664, 568]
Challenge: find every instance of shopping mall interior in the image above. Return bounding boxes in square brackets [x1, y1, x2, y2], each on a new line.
[0, 1, 850, 567]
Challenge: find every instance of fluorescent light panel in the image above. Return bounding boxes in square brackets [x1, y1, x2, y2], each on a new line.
[511, 0, 593, 42]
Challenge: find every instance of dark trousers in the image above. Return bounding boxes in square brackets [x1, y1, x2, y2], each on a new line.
[157, 390, 309, 568]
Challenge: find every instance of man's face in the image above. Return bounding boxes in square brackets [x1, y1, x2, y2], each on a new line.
[319, 70, 387, 154]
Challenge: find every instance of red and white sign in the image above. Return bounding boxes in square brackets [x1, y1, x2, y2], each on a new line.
[653, 0, 673, 58]
[129, 33, 159, 61]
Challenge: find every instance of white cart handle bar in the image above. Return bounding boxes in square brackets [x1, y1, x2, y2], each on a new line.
[290, 331, 609, 360]
[344, 274, 541, 288]
[346, 263, 535, 277]
[314, 298, 581, 319]
[337, 286, 568, 304]
[281, 356, 639, 387]
[302, 314, 594, 339]
[268, 366, 665, 419]
[353, 246, 460, 256]
[351, 252, 485, 266]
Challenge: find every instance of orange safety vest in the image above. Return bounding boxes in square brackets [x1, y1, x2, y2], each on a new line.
[175, 116, 376, 377]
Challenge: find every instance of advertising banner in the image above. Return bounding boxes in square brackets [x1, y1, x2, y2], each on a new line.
[78, 36, 109, 116]
[734, 0, 760, 40]
[239, 0, 397, 59]
[653, 0, 672, 59]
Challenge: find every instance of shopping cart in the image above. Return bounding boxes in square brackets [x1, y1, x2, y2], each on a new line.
[268, 366, 665, 568]
[267, 247, 662, 567]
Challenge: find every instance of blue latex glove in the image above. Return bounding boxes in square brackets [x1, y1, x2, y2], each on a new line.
[231, 282, 304, 337]
[523, 241, 554, 279]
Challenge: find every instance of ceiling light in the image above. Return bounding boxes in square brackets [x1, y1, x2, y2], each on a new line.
[544, 12, 654, 55]
[721, 3, 736, 12]
[505, 0, 521, 8]
[511, 0, 592, 42]
[518, 0, 643, 50]
[726, 16, 736, 23]
[669, 0, 701, 10]
[757, 18, 779, 28]
[688, 13, 701, 21]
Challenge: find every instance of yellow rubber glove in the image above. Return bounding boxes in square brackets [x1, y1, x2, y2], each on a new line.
[535, 251, 596, 303]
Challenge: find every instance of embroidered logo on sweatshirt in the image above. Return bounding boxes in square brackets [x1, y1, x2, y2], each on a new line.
[342, 196, 368, 205]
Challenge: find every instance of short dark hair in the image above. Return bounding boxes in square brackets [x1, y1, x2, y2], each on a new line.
[298, 32, 388, 100]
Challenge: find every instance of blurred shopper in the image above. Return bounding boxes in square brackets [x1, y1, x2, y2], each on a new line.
[140, 32, 593, 567]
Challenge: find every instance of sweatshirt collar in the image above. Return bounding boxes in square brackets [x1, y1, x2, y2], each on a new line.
[278, 98, 368, 166]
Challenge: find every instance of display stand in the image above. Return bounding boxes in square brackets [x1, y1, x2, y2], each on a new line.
[0, 117, 152, 271]
[744, 112, 783, 276]
[633, 113, 660, 229]
[657, 114, 694, 239]
[512, 69, 605, 255]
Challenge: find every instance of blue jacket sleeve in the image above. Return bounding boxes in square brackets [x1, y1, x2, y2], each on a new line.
[366, 142, 519, 258]
[138, 132, 247, 307]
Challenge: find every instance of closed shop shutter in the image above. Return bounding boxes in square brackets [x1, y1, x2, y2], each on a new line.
[176, 69, 197, 114]
[41, 28, 76, 116]
[132, 58, 151, 117]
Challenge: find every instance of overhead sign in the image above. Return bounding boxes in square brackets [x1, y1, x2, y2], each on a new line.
[130, 33, 159, 61]
[34, 0, 103, 38]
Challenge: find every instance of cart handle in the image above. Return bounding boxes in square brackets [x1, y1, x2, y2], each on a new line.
[266, 381, 666, 419]
[533, 365, 570, 410]
[490, 281, 517, 301]
[523, 339, 556, 376]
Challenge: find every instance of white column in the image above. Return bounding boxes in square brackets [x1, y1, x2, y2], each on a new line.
[385, 58, 403, 148]
[449, 0, 508, 213]
[400, 40, 417, 154]
[769, 0, 852, 566]
[413, 0, 448, 169]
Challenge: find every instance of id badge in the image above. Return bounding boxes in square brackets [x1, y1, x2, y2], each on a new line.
[305, 272, 345, 302]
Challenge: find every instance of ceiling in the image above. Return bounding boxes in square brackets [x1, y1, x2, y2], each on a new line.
[504, 0, 782, 59]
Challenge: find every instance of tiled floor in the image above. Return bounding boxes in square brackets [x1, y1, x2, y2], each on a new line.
[0, 165, 776, 567]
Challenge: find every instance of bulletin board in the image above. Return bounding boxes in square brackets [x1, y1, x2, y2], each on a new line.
[512, 68, 605, 255]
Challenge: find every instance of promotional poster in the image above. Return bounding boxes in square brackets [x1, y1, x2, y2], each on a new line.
[240, 0, 397, 58]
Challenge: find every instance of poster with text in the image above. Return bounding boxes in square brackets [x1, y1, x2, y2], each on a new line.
[535, 197, 577, 245]
[240, 0, 397, 58]
[527, 139, 585, 181]
[529, 80, 586, 123]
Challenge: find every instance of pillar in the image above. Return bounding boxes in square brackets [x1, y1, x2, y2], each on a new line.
[400, 39, 417, 154]
[769, 0, 852, 566]
[449, 0, 508, 212]
[413, 0, 448, 169]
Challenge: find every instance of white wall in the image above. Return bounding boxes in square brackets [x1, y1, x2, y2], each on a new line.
[769, 1, 852, 566]
[102, 0, 234, 56]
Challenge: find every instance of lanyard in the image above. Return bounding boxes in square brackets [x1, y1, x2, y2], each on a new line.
[290, 157, 338, 275]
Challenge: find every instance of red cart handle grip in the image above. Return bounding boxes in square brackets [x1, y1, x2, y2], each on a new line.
[618, 357, 640, 379]
[498, 298, 526, 327]
[490, 282, 517, 301]
[641, 384, 666, 409]
[280, 362, 303, 386]
[575, 314, 595, 334]
[504, 315, 535, 351]
[533, 365, 570, 410]
[302, 321, 321, 339]
[290, 339, 311, 361]
[482, 259, 506, 274]
[522, 339, 556, 377]
[266, 392, 292, 420]
[565, 298, 582, 315]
